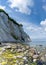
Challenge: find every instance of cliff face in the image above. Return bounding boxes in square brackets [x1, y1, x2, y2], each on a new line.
[0, 9, 30, 42]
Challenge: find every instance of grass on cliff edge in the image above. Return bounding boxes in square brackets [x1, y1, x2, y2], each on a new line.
[0, 9, 23, 26]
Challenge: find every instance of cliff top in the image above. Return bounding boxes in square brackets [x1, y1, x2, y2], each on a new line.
[0, 9, 23, 26]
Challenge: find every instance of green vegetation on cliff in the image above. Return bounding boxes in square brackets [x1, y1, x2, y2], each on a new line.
[0, 9, 23, 26]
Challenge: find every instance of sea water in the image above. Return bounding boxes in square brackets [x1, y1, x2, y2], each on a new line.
[28, 40, 46, 47]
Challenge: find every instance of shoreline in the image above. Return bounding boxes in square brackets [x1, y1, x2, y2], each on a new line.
[0, 43, 46, 65]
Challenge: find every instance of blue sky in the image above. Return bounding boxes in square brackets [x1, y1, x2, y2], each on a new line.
[0, 0, 46, 40]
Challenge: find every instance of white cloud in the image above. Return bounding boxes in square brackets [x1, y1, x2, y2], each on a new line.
[40, 19, 46, 32]
[42, 0, 46, 2]
[40, 19, 46, 26]
[43, 5, 46, 11]
[19, 21, 46, 39]
[0, 5, 5, 10]
[26, 26, 42, 32]
[8, 0, 34, 15]
[44, 28, 46, 31]
[42, 0, 46, 11]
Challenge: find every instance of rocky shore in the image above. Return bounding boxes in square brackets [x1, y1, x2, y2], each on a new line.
[0, 43, 46, 65]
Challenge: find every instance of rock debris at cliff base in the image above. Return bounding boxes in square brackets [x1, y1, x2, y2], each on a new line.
[0, 43, 46, 65]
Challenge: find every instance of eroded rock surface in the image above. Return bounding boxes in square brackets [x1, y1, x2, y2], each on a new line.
[0, 9, 30, 42]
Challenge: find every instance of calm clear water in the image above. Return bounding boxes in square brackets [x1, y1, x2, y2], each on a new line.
[28, 40, 46, 47]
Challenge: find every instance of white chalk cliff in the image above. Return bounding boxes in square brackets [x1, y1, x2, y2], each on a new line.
[0, 9, 31, 42]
